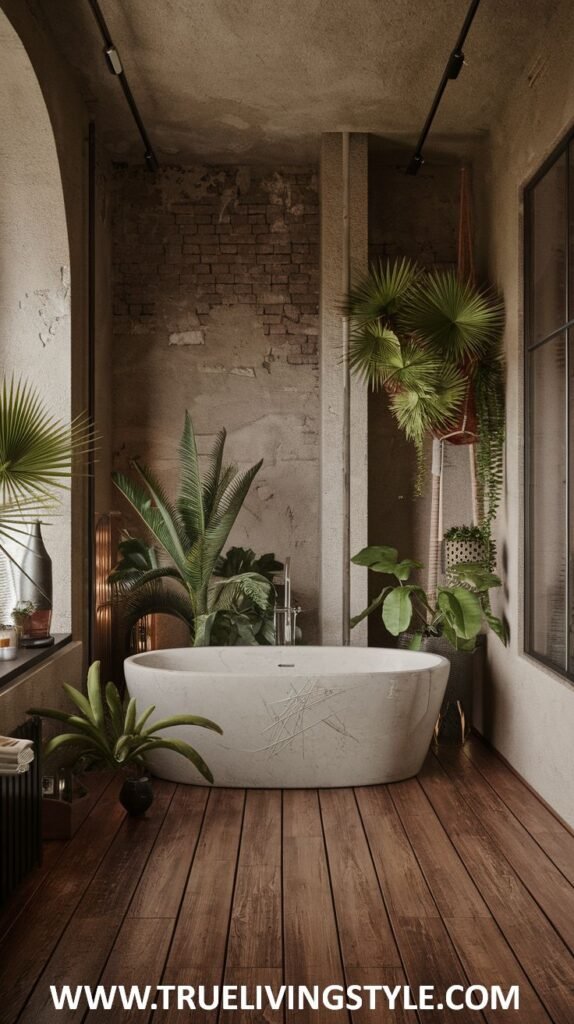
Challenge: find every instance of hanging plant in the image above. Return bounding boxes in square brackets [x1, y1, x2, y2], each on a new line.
[346, 260, 505, 518]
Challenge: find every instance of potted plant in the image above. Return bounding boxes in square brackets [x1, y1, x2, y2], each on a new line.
[28, 661, 222, 815]
[443, 524, 489, 579]
[345, 260, 505, 597]
[110, 413, 275, 646]
[351, 544, 507, 743]
[11, 601, 36, 645]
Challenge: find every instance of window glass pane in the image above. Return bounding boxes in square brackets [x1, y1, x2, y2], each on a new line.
[528, 333, 567, 669]
[528, 152, 567, 345]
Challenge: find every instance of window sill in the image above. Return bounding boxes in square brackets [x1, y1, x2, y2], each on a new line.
[0, 634, 73, 690]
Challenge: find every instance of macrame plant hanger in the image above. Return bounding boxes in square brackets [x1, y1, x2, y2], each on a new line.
[426, 165, 479, 605]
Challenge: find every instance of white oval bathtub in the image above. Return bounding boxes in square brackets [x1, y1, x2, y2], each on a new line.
[125, 646, 449, 788]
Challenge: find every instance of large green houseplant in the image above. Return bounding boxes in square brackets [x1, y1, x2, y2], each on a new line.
[111, 413, 274, 646]
[351, 544, 507, 649]
[29, 661, 222, 813]
[351, 542, 508, 743]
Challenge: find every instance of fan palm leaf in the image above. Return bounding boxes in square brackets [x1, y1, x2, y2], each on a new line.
[345, 258, 420, 330]
[347, 324, 402, 387]
[390, 365, 467, 443]
[383, 341, 445, 395]
[401, 271, 504, 362]
[0, 376, 92, 504]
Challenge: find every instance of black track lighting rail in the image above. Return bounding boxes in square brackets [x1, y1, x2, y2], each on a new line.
[86, 0, 159, 171]
[406, 0, 481, 175]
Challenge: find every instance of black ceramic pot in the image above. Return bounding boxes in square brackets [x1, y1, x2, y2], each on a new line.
[119, 776, 153, 817]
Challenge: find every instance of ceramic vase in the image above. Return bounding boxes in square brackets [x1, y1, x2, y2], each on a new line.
[19, 522, 54, 646]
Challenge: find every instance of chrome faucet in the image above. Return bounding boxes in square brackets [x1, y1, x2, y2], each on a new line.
[274, 556, 300, 645]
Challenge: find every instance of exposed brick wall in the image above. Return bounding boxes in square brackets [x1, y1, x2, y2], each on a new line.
[110, 165, 320, 642]
[112, 165, 319, 367]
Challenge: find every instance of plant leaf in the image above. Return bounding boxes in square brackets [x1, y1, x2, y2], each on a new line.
[62, 683, 96, 724]
[351, 545, 398, 571]
[437, 587, 482, 640]
[177, 411, 205, 543]
[382, 586, 416, 635]
[86, 661, 104, 729]
[142, 714, 222, 736]
[135, 738, 215, 784]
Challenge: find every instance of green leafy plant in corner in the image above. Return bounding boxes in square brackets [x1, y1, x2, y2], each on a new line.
[110, 413, 274, 646]
[350, 544, 508, 651]
[28, 661, 222, 783]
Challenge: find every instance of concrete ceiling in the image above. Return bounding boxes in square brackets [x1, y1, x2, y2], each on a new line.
[30, 0, 559, 164]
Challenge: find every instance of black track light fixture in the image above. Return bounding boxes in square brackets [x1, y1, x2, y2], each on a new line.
[406, 0, 480, 176]
[86, 0, 159, 172]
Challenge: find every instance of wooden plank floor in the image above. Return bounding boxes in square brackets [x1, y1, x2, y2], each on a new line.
[0, 738, 573, 1023]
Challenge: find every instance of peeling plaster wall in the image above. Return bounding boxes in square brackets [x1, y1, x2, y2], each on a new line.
[111, 165, 320, 641]
[477, 1, 574, 825]
[0, 9, 71, 631]
[0, 0, 114, 725]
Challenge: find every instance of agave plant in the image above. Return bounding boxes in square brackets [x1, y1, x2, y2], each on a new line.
[0, 377, 91, 580]
[346, 260, 505, 525]
[110, 413, 274, 646]
[28, 661, 221, 783]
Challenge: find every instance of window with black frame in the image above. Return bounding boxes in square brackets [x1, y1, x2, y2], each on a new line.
[525, 134, 574, 678]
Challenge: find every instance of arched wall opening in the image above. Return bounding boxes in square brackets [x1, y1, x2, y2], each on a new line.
[0, 8, 72, 633]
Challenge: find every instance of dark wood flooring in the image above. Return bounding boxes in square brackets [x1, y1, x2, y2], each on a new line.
[0, 736, 573, 1023]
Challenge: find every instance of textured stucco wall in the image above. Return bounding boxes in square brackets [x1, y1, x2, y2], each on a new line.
[0, 9, 71, 631]
[476, 2, 574, 825]
[111, 165, 320, 641]
[0, 1, 113, 720]
[367, 152, 475, 646]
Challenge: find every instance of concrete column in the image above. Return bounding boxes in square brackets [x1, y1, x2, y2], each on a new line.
[319, 133, 368, 645]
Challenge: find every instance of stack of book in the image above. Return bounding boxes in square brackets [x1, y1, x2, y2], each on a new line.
[0, 735, 35, 775]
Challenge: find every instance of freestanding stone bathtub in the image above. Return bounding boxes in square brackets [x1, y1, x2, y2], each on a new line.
[124, 646, 449, 788]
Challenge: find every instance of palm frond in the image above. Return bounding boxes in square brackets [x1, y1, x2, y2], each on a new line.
[383, 341, 444, 395]
[209, 572, 273, 613]
[200, 461, 263, 582]
[390, 365, 466, 444]
[112, 469, 187, 575]
[345, 258, 420, 330]
[121, 584, 195, 637]
[402, 271, 504, 362]
[348, 324, 402, 387]
[0, 376, 92, 504]
[177, 412, 205, 544]
[109, 565, 183, 595]
[201, 428, 227, 526]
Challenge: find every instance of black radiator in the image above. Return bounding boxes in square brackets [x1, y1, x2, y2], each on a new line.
[0, 717, 42, 906]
